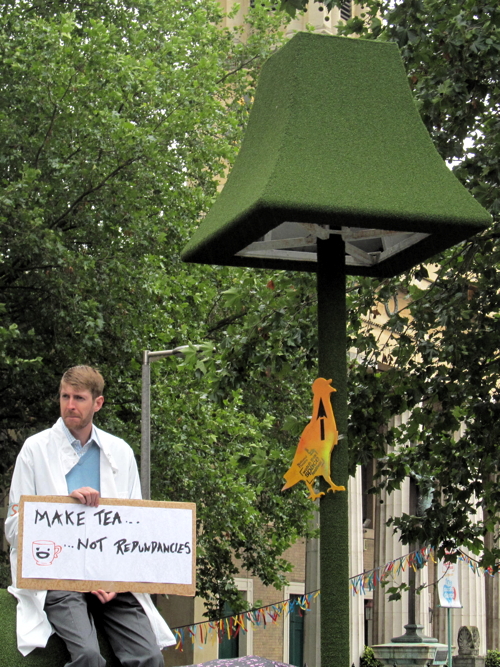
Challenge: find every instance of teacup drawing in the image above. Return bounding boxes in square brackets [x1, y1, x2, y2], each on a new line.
[32, 540, 62, 566]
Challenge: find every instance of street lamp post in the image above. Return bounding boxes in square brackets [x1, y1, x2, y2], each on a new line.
[141, 346, 189, 500]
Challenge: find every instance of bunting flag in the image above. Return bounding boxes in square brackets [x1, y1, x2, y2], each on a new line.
[171, 593, 316, 652]
[348, 546, 494, 596]
[349, 545, 436, 596]
[171, 547, 491, 651]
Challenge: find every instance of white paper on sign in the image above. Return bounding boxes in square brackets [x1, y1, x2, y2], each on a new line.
[437, 558, 461, 608]
[21, 501, 193, 585]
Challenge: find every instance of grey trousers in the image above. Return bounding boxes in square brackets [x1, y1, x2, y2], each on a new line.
[44, 590, 164, 667]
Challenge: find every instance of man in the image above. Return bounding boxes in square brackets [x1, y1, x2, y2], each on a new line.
[5, 365, 175, 666]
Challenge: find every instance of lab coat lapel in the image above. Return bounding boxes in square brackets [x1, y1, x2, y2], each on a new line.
[97, 427, 119, 497]
[52, 420, 79, 493]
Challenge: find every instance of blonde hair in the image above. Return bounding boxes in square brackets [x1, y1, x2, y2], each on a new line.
[60, 366, 105, 399]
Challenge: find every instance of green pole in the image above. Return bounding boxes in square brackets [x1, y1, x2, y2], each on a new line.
[447, 607, 452, 667]
[317, 234, 349, 667]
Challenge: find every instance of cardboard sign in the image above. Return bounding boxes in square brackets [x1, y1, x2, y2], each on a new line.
[18, 495, 196, 595]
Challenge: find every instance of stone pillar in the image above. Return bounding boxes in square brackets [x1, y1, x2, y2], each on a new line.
[415, 550, 432, 637]
[484, 526, 500, 650]
[485, 567, 500, 650]
[372, 415, 411, 643]
[373, 417, 411, 644]
[303, 507, 321, 667]
[455, 551, 487, 655]
[349, 467, 365, 666]
[434, 550, 486, 654]
[438, 435, 487, 654]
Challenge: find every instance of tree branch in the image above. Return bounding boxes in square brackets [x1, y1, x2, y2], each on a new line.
[216, 54, 260, 86]
[49, 156, 140, 229]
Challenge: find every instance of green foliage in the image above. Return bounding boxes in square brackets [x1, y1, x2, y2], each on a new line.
[486, 650, 500, 667]
[279, 0, 339, 17]
[0, 0, 318, 616]
[338, 0, 500, 568]
[360, 646, 383, 667]
[149, 270, 319, 613]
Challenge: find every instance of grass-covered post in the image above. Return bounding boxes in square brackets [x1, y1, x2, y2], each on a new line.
[317, 234, 349, 665]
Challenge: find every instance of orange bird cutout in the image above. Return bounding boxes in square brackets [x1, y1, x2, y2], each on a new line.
[282, 378, 345, 501]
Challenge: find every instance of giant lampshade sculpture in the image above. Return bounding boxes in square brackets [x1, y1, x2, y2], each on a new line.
[181, 32, 490, 666]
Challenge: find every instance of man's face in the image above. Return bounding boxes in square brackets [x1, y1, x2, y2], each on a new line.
[59, 383, 104, 435]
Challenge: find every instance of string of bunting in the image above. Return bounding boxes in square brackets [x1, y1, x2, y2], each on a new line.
[171, 547, 492, 651]
[172, 591, 319, 652]
[349, 546, 493, 596]
[349, 545, 436, 595]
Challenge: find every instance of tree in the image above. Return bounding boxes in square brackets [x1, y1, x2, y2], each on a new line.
[0, 0, 320, 609]
[149, 269, 320, 613]
[333, 0, 500, 569]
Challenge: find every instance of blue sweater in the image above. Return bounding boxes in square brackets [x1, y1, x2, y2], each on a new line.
[65, 441, 101, 493]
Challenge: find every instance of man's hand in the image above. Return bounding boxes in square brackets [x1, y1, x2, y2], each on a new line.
[91, 590, 117, 604]
[73, 490, 113, 604]
[70, 487, 100, 507]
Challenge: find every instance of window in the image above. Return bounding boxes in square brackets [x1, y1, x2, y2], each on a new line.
[250, 0, 278, 8]
[288, 594, 305, 667]
[283, 583, 305, 666]
[340, 0, 352, 21]
[218, 578, 253, 659]
[219, 601, 239, 659]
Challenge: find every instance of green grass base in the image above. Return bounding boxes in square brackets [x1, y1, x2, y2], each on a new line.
[0, 589, 120, 666]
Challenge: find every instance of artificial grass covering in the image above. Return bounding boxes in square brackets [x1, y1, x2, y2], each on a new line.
[0, 588, 120, 667]
[182, 32, 490, 277]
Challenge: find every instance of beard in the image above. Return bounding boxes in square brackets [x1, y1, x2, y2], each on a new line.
[62, 412, 93, 433]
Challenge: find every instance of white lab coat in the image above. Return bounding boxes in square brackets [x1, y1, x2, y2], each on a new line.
[5, 418, 176, 656]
